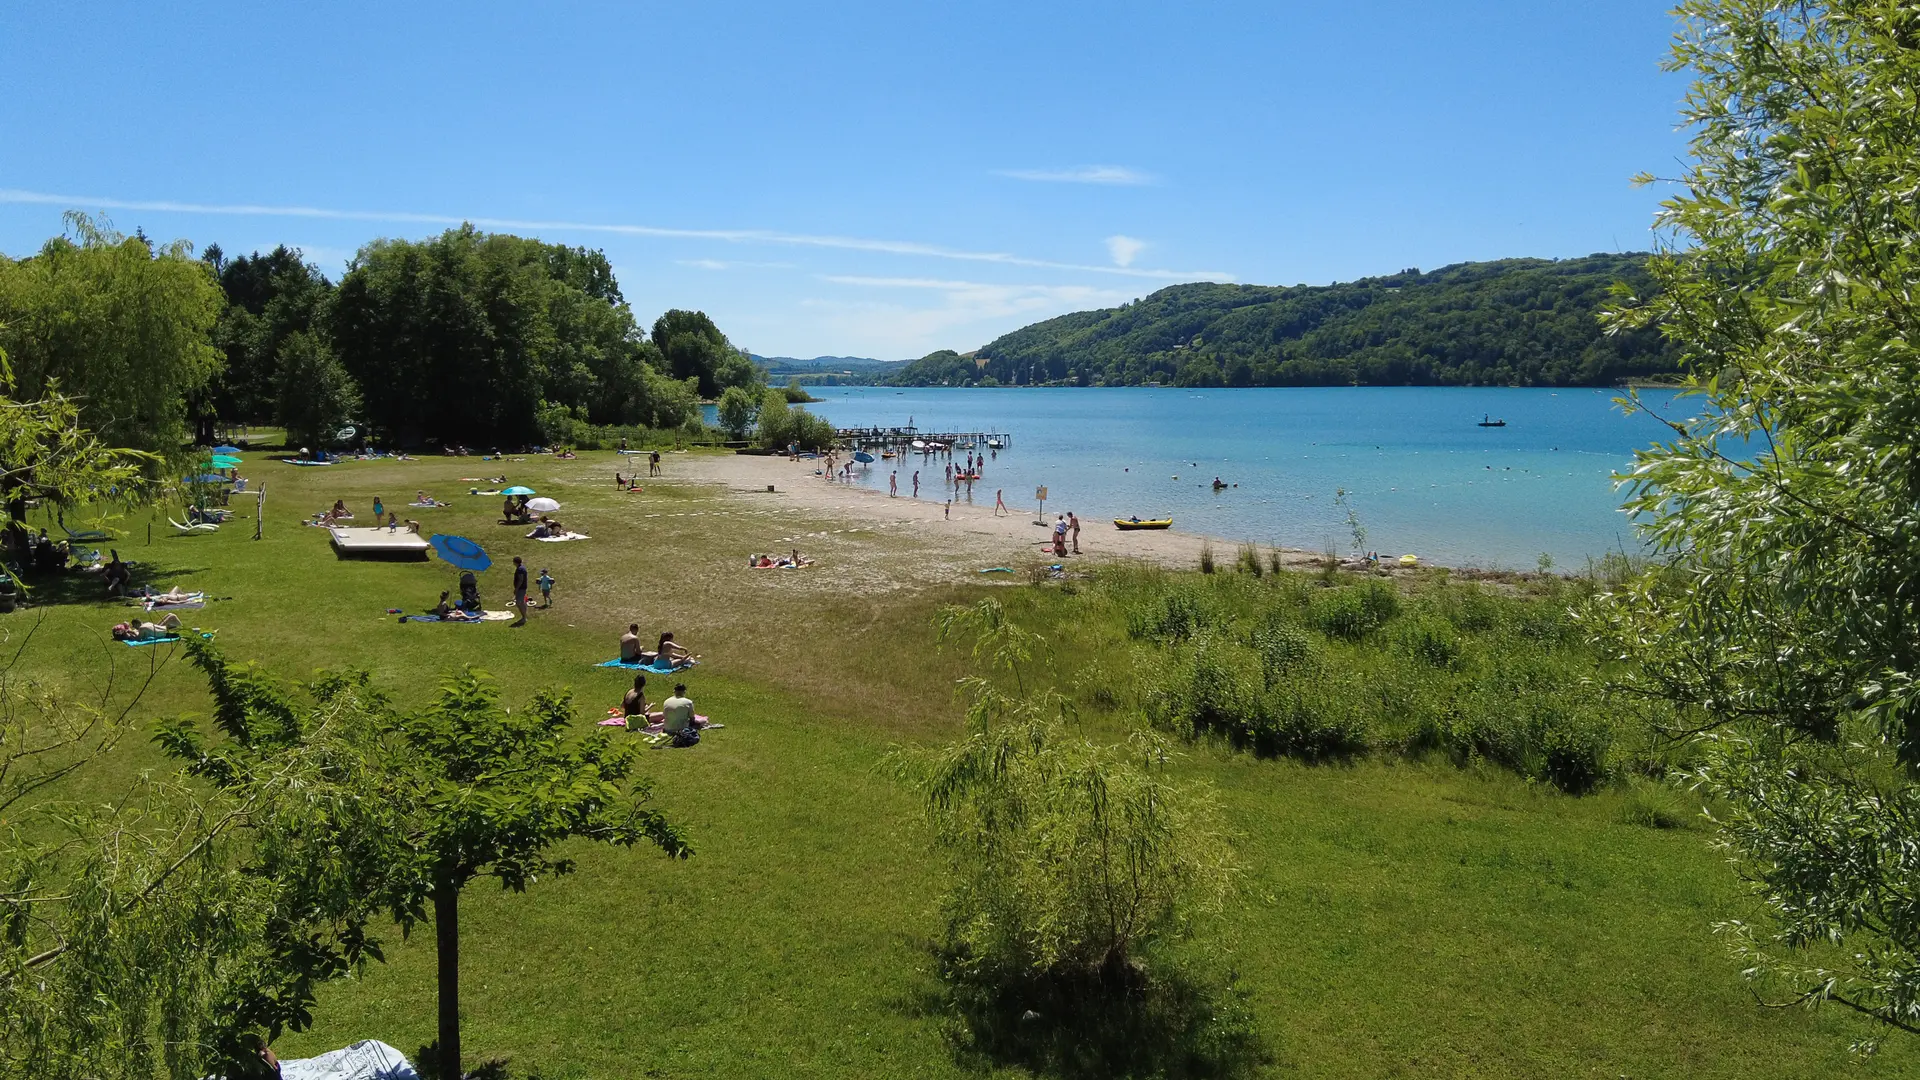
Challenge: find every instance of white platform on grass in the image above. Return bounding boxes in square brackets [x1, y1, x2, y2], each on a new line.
[329, 526, 431, 556]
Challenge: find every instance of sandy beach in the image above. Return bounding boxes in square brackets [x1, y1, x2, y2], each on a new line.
[649, 450, 1332, 577]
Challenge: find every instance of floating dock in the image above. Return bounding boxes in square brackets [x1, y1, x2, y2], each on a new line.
[329, 526, 431, 559]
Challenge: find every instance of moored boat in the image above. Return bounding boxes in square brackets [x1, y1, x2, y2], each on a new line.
[1114, 517, 1173, 530]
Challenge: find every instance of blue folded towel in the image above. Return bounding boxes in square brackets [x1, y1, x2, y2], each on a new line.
[122, 635, 182, 647]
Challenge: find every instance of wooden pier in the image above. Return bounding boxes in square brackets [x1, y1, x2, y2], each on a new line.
[835, 426, 1012, 452]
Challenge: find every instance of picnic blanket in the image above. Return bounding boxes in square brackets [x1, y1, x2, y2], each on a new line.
[278, 1039, 418, 1080]
[597, 714, 713, 731]
[596, 657, 698, 673]
[142, 592, 206, 611]
[397, 609, 515, 624]
[533, 532, 590, 542]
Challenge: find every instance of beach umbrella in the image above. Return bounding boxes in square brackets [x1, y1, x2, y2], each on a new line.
[852, 451, 875, 464]
[187, 473, 236, 484]
[527, 497, 561, 513]
[429, 534, 492, 572]
[207, 455, 242, 468]
[501, 485, 536, 496]
[212, 445, 243, 455]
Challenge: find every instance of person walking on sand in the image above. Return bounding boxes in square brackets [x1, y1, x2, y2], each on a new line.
[889, 471, 898, 497]
[912, 470, 920, 499]
[1069, 511, 1081, 554]
[944, 499, 951, 520]
[510, 556, 530, 626]
[994, 489, 1007, 516]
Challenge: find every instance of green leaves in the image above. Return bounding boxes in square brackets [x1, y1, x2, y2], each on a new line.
[1594, 0, 1920, 1044]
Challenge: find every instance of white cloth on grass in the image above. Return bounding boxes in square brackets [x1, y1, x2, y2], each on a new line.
[279, 1040, 418, 1080]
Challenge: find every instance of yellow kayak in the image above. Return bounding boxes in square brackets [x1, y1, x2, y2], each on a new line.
[1114, 518, 1173, 530]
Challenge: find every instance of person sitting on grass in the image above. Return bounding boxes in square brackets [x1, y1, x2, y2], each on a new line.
[102, 550, 131, 596]
[621, 674, 662, 726]
[429, 590, 453, 618]
[619, 623, 644, 663]
[663, 683, 698, 745]
[331, 499, 352, 519]
[653, 632, 694, 668]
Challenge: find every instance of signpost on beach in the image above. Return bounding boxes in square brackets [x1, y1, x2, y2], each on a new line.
[1035, 486, 1048, 525]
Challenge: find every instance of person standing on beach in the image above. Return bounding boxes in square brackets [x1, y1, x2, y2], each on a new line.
[912, 471, 920, 498]
[1069, 511, 1081, 554]
[944, 499, 951, 520]
[890, 471, 898, 497]
[994, 489, 1007, 516]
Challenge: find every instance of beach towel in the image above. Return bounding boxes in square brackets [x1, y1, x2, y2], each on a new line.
[596, 658, 698, 673]
[407, 501, 445, 508]
[399, 614, 479, 624]
[121, 635, 182, 646]
[533, 532, 590, 542]
[278, 1039, 419, 1080]
[980, 567, 1015, 574]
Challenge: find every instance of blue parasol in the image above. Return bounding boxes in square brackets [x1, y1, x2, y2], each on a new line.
[501, 485, 536, 496]
[187, 473, 236, 484]
[429, 534, 492, 572]
[852, 451, 875, 464]
[212, 445, 243, 455]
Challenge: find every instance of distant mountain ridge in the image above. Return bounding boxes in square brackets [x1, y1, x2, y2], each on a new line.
[751, 354, 903, 372]
[866, 254, 1679, 389]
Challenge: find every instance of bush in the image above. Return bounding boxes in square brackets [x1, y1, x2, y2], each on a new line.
[1126, 584, 1220, 643]
[1254, 679, 1370, 761]
[1393, 615, 1462, 669]
[1307, 581, 1399, 640]
[1251, 619, 1316, 686]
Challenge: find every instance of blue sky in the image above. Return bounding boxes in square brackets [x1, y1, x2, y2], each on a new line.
[0, 2, 1688, 359]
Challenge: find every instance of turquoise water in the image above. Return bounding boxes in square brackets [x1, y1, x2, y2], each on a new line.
[794, 386, 1678, 569]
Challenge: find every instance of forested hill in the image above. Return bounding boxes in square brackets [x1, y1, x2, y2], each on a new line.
[875, 254, 1679, 388]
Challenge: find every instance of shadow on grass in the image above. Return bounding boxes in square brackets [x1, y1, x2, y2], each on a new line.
[413, 1040, 543, 1080]
[917, 948, 1269, 1080]
[5, 563, 214, 613]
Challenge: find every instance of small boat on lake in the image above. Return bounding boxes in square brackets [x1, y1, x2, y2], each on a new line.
[1477, 414, 1507, 427]
[1115, 517, 1173, 531]
[986, 438, 1006, 449]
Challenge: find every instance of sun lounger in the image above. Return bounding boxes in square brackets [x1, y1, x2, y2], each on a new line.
[61, 524, 112, 542]
[168, 517, 218, 533]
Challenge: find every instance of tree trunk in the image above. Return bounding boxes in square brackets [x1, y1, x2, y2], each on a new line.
[433, 880, 461, 1080]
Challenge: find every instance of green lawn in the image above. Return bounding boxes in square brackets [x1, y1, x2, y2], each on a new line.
[16, 450, 1911, 1078]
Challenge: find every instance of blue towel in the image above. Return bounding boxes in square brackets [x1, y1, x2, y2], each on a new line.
[121, 635, 182, 647]
[597, 658, 695, 673]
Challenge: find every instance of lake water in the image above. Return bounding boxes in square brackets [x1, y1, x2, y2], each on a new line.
[781, 386, 1676, 569]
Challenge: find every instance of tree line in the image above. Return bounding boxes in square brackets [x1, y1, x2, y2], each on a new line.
[0, 215, 768, 456]
[870, 254, 1680, 388]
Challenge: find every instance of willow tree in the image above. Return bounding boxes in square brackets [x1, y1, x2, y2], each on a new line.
[1594, 0, 1920, 1045]
[0, 213, 224, 456]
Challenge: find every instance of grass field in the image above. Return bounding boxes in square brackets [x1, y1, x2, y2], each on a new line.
[14, 448, 1912, 1078]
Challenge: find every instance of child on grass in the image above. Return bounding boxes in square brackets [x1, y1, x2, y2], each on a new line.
[537, 567, 555, 607]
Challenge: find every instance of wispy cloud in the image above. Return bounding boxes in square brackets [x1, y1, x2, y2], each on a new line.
[674, 258, 795, 271]
[0, 188, 1225, 281]
[995, 165, 1158, 186]
[1105, 235, 1146, 268]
